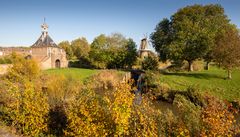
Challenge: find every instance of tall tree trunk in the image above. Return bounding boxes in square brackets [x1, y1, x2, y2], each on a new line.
[227, 70, 232, 79]
[205, 62, 210, 70]
[188, 61, 193, 72]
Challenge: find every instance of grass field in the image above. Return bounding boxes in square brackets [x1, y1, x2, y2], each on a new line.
[44, 68, 98, 81]
[160, 67, 240, 101]
[44, 67, 240, 101]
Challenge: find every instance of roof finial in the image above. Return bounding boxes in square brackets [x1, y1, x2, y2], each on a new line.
[41, 17, 48, 30]
[41, 17, 48, 40]
[44, 17, 46, 24]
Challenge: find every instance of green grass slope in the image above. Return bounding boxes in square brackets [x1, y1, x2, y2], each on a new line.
[44, 68, 98, 81]
[160, 67, 240, 101]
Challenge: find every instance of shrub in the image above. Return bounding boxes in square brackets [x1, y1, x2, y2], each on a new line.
[68, 58, 94, 69]
[0, 56, 12, 64]
[64, 88, 111, 136]
[5, 54, 40, 82]
[0, 78, 49, 136]
[43, 74, 82, 136]
[111, 83, 135, 136]
[173, 94, 202, 135]
[143, 71, 174, 101]
[0, 55, 49, 136]
[129, 96, 159, 137]
[142, 56, 159, 70]
[144, 71, 160, 87]
[85, 70, 122, 93]
[63, 82, 135, 136]
[44, 74, 81, 107]
[200, 95, 239, 136]
[183, 86, 206, 107]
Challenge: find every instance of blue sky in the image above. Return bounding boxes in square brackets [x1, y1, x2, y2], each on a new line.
[0, 0, 239, 48]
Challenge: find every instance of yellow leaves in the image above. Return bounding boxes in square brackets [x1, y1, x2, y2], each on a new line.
[200, 96, 238, 136]
[64, 88, 110, 136]
[63, 82, 138, 137]
[112, 83, 134, 136]
[129, 96, 159, 137]
[1, 68, 49, 136]
[5, 54, 40, 82]
[177, 128, 190, 137]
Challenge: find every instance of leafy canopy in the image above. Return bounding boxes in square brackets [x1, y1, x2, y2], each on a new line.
[151, 4, 230, 71]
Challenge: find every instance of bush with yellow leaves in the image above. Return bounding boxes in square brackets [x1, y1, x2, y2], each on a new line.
[43, 74, 82, 136]
[200, 95, 239, 136]
[63, 82, 135, 136]
[129, 96, 159, 137]
[63, 87, 114, 136]
[111, 82, 135, 136]
[0, 54, 49, 136]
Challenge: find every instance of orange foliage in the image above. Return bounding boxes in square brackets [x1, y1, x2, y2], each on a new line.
[200, 96, 239, 136]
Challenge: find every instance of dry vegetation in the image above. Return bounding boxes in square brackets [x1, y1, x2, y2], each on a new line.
[0, 55, 239, 137]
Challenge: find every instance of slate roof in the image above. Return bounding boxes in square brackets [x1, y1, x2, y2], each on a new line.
[31, 33, 58, 48]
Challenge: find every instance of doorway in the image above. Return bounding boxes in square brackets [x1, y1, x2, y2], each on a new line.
[55, 59, 61, 68]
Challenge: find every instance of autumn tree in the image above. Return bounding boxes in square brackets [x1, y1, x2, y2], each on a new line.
[202, 4, 230, 70]
[151, 4, 230, 71]
[213, 25, 240, 79]
[58, 41, 74, 60]
[71, 37, 90, 60]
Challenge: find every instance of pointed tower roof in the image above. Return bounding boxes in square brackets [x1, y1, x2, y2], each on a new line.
[31, 19, 58, 48]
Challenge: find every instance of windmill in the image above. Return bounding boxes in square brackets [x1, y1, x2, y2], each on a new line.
[140, 33, 153, 50]
[139, 33, 152, 59]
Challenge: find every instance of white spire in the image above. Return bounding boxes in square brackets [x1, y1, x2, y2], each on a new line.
[41, 18, 48, 39]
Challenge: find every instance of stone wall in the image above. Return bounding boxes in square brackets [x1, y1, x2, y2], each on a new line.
[0, 46, 68, 70]
[0, 47, 31, 57]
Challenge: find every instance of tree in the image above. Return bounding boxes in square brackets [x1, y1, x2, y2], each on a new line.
[142, 55, 159, 70]
[151, 4, 230, 71]
[89, 34, 110, 68]
[71, 37, 90, 60]
[89, 33, 137, 69]
[124, 39, 137, 68]
[202, 4, 230, 70]
[106, 33, 128, 68]
[58, 41, 74, 60]
[213, 25, 240, 79]
[150, 18, 172, 62]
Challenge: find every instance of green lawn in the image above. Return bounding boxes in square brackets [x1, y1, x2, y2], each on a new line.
[160, 67, 240, 101]
[44, 68, 98, 81]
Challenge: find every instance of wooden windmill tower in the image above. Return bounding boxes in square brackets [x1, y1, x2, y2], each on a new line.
[139, 35, 151, 59]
